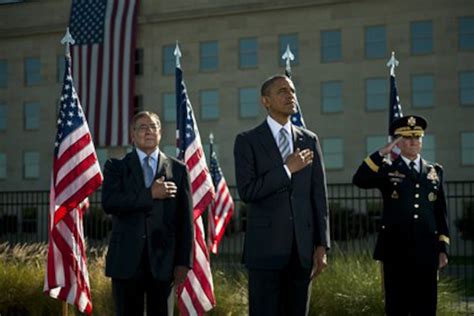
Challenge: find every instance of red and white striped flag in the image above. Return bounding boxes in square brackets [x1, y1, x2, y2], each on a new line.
[43, 55, 103, 314]
[176, 62, 216, 315]
[69, 0, 139, 146]
[208, 146, 234, 254]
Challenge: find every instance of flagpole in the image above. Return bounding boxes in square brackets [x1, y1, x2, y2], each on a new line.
[209, 132, 214, 164]
[282, 44, 306, 128]
[386, 51, 399, 77]
[59, 27, 75, 316]
[386, 51, 400, 143]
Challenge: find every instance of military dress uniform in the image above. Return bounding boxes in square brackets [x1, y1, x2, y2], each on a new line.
[352, 116, 449, 316]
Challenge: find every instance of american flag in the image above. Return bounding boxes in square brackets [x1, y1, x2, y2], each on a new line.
[43, 56, 103, 314]
[388, 71, 404, 160]
[208, 143, 234, 254]
[176, 65, 216, 315]
[69, 0, 139, 146]
[285, 67, 306, 128]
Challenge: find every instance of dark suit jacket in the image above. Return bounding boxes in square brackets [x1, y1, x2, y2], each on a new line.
[101, 149, 194, 281]
[234, 121, 330, 270]
[353, 152, 450, 266]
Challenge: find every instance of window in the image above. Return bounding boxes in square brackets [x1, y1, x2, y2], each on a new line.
[321, 81, 343, 113]
[461, 132, 474, 165]
[163, 92, 176, 122]
[365, 26, 386, 59]
[24, 101, 40, 130]
[460, 71, 474, 106]
[0, 59, 7, 88]
[459, 16, 474, 50]
[366, 78, 388, 111]
[24, 151, 39, 179]
[162, 145, 177, 158]
[57, 55, 65, 83]
[0, 103, 6, 130]
[410, 21, 433, 55]
[412, 74, 434, 108]
[0, 153, 5, 179]
[200, 41, 219, 71]
[279, 34, 299, 66]
[239, 88, 259, 118]
[25, 57, 41, 86]
[321, 30, 341, 62]
[135, 48, 144, 76]
[422, 134, 436, 162]
[322, 138, 343, 169]
[200, 90, 219, 120]
[239, 37, 258, 68]
[162, 45, 175, 75]
[366, 136, 387, 156]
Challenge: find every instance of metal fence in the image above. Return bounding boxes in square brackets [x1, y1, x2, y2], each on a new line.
[1, 182, 473, 309]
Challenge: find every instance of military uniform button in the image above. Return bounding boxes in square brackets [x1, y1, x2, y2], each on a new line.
[414, 204, 419, 208]
[414, 214, 419, 219]
[415, 184, 420, 188]
[381, 225, 385, 229]
[393, 182, 398, 186]
[415, 194, 419, 198]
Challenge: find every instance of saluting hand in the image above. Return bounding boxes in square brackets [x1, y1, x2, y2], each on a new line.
[151, 176, 178, 199]
[286, 148, 314, 173]
[378, 136, 403, 156]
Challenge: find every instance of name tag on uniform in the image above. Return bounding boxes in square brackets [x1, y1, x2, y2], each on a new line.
[388, 171, 406, 178]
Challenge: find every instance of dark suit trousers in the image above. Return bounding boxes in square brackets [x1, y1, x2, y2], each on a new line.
[248, 239, 312, 316]
[112, 247, 173, 316]
[383, 261, 437, 316]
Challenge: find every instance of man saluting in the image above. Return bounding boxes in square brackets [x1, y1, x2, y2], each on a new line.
[353, 115, 449, 315]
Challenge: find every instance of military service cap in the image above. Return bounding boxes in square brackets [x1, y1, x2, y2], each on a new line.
[389, 115, 427, 137]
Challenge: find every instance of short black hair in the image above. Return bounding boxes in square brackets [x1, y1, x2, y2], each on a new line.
[261, 74, 290, 96]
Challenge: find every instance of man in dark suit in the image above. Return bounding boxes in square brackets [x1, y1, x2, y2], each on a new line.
[102, 111, 194, 316]
[234, 75, 330, 316]
[353, 115, 449, 315]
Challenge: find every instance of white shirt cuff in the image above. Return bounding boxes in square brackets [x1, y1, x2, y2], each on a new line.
[283, 164, 292, 179]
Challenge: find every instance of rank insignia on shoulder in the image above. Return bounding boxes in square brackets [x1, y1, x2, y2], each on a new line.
[391, 190, 399, 199]
[428, 192, 437, 202]
[427, 168, 439, 181]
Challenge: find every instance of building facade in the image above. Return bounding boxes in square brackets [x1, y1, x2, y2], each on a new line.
[0, 0, 473, 191]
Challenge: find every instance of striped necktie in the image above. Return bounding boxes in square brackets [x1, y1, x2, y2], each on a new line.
[278, 128, 291, 161]
[143, 156, 154, 187]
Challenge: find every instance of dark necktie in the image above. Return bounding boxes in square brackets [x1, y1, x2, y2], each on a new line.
[410, 161, 418, 177]
[143, 156, 154, 187]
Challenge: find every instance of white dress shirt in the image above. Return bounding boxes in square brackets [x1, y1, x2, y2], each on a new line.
[266, 116, 293, 178]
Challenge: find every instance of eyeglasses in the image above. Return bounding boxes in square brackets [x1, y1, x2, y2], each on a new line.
[135, 124, 160, 133]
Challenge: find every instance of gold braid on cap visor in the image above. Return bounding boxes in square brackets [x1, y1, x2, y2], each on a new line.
[394, 126, 425, 137]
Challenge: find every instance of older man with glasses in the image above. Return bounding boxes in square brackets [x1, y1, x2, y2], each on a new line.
[102, 111, 194, 316]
